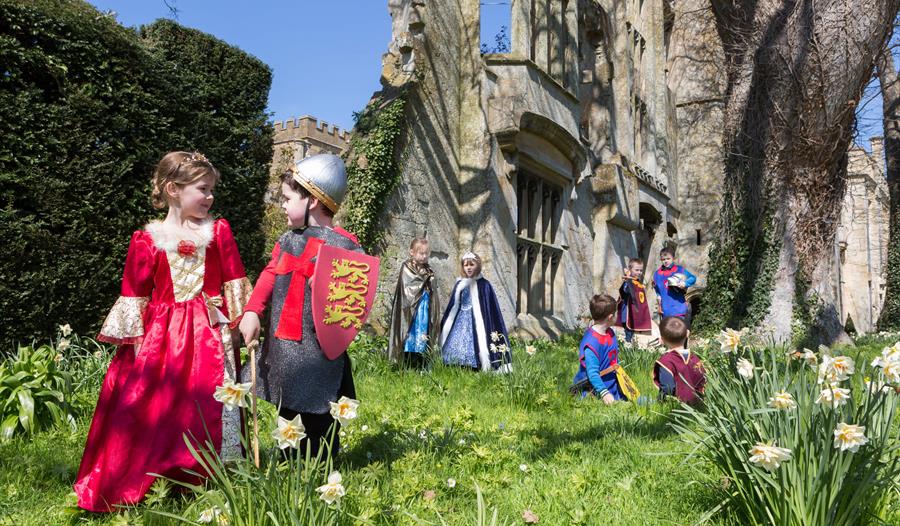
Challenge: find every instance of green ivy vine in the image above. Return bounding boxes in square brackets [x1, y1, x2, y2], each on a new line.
[339, 92, 408, 251]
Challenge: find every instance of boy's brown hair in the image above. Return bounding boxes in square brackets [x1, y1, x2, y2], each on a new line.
[627, 258, 644, 269]
[659, 316, 688, 346]
[589, 294, 618, 322]
[660, 246, 676, 258]
[279, 170, 336, 218]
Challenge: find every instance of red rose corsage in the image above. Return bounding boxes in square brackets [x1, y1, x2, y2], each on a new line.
[177, 240, 197, 257]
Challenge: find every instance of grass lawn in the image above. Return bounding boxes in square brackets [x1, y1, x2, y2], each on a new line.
[1, 333, 896, 525]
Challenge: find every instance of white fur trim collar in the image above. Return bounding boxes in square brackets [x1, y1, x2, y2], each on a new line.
[145, 218, 214, 253]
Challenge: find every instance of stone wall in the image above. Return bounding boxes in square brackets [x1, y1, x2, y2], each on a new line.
[363, 0, 691, 338]
[836, 138, 889, 334]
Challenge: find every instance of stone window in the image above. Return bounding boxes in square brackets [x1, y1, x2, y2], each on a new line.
[516, 170, 563, 316]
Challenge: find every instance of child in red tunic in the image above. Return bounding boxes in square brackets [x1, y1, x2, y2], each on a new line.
[75, 152, 253, 512]
[653, 316, 706, 404]
[616, 258, 652, 343]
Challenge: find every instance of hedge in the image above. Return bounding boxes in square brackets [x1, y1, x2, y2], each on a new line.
[0, 1, 272, 348]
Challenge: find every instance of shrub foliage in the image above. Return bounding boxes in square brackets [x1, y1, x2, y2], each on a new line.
[0, 1, 272, 348]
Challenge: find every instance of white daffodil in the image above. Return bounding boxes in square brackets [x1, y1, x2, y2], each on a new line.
[316, 471, 346, 505]
[329, 396, 360, 425]
[717, 328, 746, 353]
[833, 422, 869, 452]
[447, 478, 456, 488]
[748, 442, 792, 472]
[57, 338, 71, 352]
[519, 464, 529, 472]
[816, 386, 851, 408]
[865, 379, 892, 394]
[198, 506, 228, 525]
[491, 331, 502, 343]
[271, 414, 306, 449]
[418, 333, 430, 343]
[800, 348, 818, 367]
[213, 380, 251, 411]
[736, 358, 754, 380]
[872, 350, 900, 383]
[818, 355, 854, 384]
[525, 345, 537, 356]
[361, 424, 369, 432]
[768, 391, 796, 410]
[59, 323, 72, 337]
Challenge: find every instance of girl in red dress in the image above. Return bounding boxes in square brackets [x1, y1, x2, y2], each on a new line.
[74, 151, 253, 512]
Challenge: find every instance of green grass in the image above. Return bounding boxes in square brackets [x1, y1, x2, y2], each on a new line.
[10, 331, 900, 525]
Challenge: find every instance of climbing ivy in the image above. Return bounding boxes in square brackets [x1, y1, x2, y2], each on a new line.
[694, 183, 781, 334]
[877, 191, 900, 330]
[340, 93, 408, 251]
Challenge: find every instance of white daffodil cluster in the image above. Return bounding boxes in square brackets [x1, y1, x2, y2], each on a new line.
[489, 331, 509, 356]
[871, 343, 900, 384]
[198, 504, 229, 525]
[833, 422, 869, 452]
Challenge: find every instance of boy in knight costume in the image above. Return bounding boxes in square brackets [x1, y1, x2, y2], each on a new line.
[653, 316, 706, 405]
[388, 238, 441, 367]
[240, 153, 369, 459]
[617, 258, 652, 343]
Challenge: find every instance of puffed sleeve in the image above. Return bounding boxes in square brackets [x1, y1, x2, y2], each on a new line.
[216, 219, 253, 327]
[98, 231, 154, 345]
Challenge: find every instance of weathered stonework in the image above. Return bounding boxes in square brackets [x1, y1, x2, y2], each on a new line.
[359, 0, 693, 339]
[836, 138, 889, 334]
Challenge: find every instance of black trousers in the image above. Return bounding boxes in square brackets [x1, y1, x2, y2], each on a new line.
[278, 407, 340, 460]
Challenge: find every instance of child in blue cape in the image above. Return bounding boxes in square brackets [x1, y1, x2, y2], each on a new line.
[440, 252, 512, 373]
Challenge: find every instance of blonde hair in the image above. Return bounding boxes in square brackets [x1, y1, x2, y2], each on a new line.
[459, 252, 482, 277]
[150, 151, 220, 209]
[409, 237, 430, 251]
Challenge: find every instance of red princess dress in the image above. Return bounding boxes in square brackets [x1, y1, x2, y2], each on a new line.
[74, 218, 252, 512]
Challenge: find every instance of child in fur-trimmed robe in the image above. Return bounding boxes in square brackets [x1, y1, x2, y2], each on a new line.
[653, 316, 706, 404]
[388, 237, 441, 367]
[440, 252, 512, 372]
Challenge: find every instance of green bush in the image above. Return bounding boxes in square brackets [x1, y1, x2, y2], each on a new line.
[672, 336, 900, 525]
[0, 1, 272, 349]
[0, 342, 75, 439]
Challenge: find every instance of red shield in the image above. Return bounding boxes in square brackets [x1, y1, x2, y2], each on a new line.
[312, 245, 380, 360]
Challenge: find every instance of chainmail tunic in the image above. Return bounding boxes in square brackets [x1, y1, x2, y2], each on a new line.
[242, 226, 362, 414]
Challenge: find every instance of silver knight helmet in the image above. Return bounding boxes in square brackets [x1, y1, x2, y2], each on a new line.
[291, 153, 348, 213]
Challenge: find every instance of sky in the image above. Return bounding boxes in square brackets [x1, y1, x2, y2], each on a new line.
[85, 0, 885, 151]
[86, 0, 392, 131]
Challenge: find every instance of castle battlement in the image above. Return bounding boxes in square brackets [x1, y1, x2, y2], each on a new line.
[273, 115, 352, 143]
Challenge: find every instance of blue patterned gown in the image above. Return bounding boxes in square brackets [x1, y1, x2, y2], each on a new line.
[442, 287, 478, 367]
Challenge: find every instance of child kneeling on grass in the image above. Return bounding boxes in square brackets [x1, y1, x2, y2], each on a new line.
[652, 316, 706, 405]
[571, 294, 628, 404]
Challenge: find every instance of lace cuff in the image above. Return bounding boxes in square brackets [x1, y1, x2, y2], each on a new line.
[222, 277, 253, 326]
[98, 296, 149, 345]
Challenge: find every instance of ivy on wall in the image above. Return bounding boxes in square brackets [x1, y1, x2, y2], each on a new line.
[339, 93, 408, 251]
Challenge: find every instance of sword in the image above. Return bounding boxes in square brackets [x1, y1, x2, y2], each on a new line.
[247, 339, 260, 468]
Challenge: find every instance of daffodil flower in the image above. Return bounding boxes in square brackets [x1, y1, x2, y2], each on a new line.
[717, 328, 746, 353]
[213, 379, 252, 411]
[815, 385, 851, 408]
[748, 442, 792, 471]
[833, 422, 868, 452]
[736, 358, 754, 380]
[316, 471, 346, 505]
[329, 396, 359, 425]
[272, 414, 306, 449]
[768, 391, 796, 410]
[59, 323, 72, 337]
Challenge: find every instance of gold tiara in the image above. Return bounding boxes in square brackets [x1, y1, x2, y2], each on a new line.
[186, 152, 210, 164]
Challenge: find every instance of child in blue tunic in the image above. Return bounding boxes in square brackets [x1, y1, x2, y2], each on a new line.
[653, 247, 697, 326]
[388, 238, 440, 368]
[572, 294, 623, 403]
[440, 252, 512, 372]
